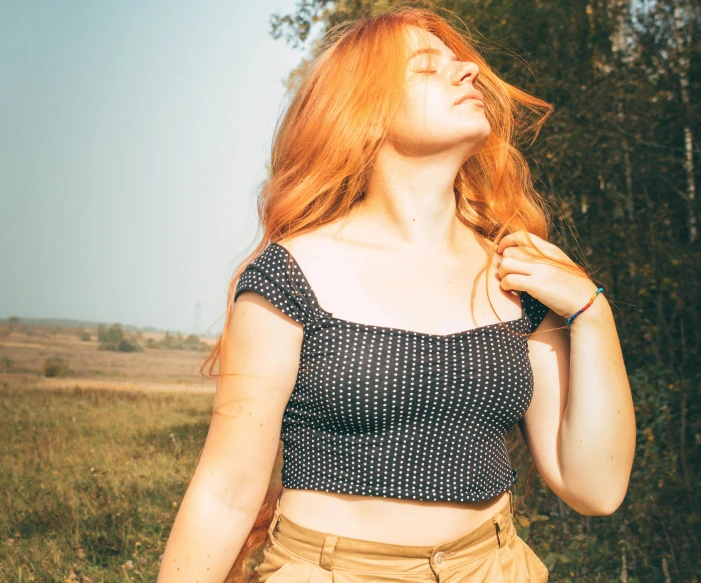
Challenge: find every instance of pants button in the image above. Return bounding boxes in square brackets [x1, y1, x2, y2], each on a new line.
[433, 551, 446, 566]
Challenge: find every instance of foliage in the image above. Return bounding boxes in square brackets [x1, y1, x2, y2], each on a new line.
[98, 323, 123, 345]
[97, 323, 144, 353]
[1, 356, 14, 373]
[75, 329, 92, 341]
[146, 331, 211, 352]
[43, 357, 72, 378]
[115, 338, 144, 353]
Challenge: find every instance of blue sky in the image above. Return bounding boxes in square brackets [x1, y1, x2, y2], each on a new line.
[0, 0, 310, 335]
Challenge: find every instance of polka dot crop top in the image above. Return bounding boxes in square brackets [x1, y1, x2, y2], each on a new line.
[233, 242, 550, 502]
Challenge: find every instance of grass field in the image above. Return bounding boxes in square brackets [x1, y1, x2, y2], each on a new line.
[0, 326, 219, 582]
[5, 324, 692, 582]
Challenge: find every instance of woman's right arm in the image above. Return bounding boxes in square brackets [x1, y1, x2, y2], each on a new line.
[156, 290, 304, 583]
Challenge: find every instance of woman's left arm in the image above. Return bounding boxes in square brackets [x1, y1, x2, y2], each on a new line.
[496, 231, 637, 516]
[559, 292, 636, 513]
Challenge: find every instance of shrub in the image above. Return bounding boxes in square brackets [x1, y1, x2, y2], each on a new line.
[81, 331, 91, 341]
[97, 323, 136, 352]
[98, 343, 115, 351]
[43, 357, 71, 377]
[98, 323, 123, 344]
[0, 356, 14, 372]
[116, 338, 143, 353]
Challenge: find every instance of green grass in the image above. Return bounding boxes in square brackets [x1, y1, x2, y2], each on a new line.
[0, 383, 213, 583]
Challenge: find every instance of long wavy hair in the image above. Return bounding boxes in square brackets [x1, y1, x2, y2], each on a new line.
[200, 5, 593, 582]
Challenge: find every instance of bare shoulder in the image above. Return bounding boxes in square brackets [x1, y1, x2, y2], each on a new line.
[275, 226, 339, 271]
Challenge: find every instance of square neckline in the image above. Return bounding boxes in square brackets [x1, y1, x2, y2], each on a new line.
[270, 242, 529, 339]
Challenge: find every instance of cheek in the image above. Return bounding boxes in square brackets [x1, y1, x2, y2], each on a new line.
[403, 85, 447, 118]
[391, 88, 449, 137]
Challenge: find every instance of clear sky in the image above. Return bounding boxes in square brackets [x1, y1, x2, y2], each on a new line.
[0, 0, 308, 336]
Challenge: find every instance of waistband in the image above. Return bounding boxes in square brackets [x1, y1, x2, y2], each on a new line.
[266, 489, 515, 574]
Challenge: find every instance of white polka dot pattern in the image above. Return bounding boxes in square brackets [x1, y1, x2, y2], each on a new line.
[234, 243, 550, 502]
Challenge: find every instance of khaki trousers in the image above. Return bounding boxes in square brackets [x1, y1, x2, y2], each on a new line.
[255, 490, 549, 582]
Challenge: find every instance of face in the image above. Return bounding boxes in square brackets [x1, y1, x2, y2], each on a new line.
[387, 26, 491, 158]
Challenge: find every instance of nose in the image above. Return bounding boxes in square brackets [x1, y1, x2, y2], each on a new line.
[452, 61, 479, 85]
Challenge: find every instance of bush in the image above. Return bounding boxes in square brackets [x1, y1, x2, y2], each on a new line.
[80, 331, 91, 341]
[116, 338, 143, 353]
[98, 323, 123, 344]
[0, 357, 14, 372]
[148, 332, 209, 351]
[43, 357, 71, 377]
[97, 323, 140, 352]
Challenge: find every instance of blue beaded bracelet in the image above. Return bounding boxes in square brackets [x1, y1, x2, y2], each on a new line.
[566, 287, 605, 326]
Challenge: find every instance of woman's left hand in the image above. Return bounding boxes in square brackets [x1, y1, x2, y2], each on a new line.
[495, 231, 599, 320]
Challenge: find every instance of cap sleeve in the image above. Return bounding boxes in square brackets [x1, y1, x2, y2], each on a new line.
[234, 255, 307, 327]
[521, 291, 550, 333]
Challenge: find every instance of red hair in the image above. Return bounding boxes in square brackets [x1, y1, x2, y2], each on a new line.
[202, 6, 589, 582]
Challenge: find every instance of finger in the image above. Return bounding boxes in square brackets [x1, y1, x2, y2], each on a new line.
[498, 272, 531, 292]
[499, 233, 560, 264]
[496, 230, 541, 254]
[502, 246, 539, 261]
[498, 257, 533, 280]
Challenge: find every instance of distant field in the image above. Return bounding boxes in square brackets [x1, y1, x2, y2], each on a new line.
[0, 325, 224, 582]
[0, 325, 217, 390]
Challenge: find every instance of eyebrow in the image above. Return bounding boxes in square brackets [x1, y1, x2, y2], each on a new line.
[409, 48, 459, 61]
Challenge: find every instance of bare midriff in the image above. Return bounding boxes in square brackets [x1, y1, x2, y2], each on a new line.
[278, 487, 510, 546]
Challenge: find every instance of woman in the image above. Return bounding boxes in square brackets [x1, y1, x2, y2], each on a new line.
[157, 7, 636, 583]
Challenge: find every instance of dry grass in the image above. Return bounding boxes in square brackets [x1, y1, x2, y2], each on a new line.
[0, 324, 222, 582]
[0, 325, 217, 390]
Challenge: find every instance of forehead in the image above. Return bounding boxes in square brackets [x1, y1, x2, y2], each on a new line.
[403, 26, 450, 55]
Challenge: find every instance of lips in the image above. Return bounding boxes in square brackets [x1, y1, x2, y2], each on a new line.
[455, 90, 484, 105]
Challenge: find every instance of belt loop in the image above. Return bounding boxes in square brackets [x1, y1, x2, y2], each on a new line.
[508, 489, 514, 516]
[267, 497, 283, 538]
[319, 534, 338, 570]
